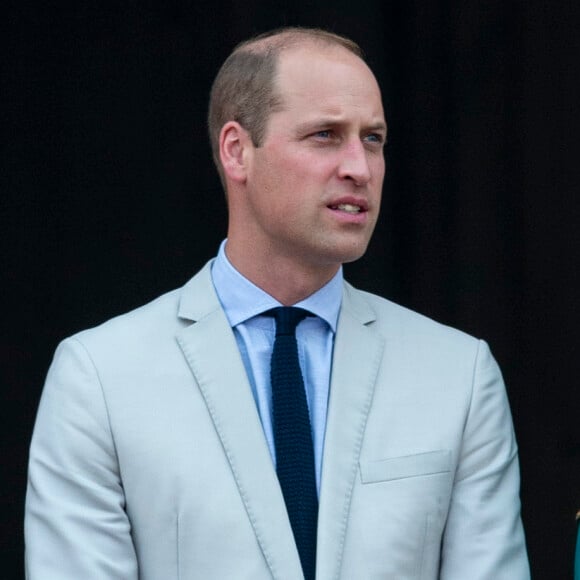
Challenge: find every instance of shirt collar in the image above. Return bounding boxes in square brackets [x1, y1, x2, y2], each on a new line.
[211, 239, 342, 332]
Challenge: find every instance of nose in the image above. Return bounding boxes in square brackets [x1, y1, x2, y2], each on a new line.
[337, 139, 372, 185]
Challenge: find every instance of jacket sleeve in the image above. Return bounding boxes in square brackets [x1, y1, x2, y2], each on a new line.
[25, 337, 138, 579]
[439, 340, 530, 579]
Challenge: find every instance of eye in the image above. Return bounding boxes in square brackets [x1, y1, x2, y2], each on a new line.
[364, 133, 385, 145]
[313, 129, 333, 139]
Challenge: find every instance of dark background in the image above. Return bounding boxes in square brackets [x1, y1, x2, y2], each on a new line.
[2, 1, 579, 578]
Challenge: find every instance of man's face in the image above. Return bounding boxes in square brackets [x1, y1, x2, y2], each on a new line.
[241, 44, 386, 271]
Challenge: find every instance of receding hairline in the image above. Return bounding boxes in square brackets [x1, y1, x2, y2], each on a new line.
[231, 29, 370, 118]
[230, 27, 365, 61]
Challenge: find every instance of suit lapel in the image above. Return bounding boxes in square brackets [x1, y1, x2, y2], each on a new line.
[317, 283, 385, 580]
[176, 264, 303, 579]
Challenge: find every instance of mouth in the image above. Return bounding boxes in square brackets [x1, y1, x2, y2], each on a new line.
[327, 195, 370, 217]
[329, 203, 364, 214]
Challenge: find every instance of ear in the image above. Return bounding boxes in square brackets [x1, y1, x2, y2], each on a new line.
[219, 121, 252, 183]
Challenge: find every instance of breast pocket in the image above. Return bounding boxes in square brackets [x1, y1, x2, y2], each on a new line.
[360, 449, 452, 484]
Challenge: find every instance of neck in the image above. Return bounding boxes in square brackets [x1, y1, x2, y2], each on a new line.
[224, 241, 339, 306]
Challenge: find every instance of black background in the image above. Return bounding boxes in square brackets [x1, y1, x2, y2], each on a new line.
[2, 2, 579, 578]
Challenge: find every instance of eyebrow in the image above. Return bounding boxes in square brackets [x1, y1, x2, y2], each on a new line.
[366, 121, 388, 134]
[296, 118, 387, 135]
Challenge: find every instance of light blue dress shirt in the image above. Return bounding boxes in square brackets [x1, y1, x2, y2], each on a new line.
[211, 240, 342, 493]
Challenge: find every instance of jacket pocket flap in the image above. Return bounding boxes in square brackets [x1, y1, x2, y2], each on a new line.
[360, 450, 452, 484]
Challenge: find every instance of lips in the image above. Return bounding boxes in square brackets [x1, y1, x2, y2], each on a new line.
[330, 203, 362, 214]
[327, 197, 369, 214]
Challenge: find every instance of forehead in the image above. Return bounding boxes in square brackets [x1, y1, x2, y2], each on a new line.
[272, 44, 384, 121]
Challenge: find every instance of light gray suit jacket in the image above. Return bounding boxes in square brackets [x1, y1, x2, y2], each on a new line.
[25, 261, 529, 579]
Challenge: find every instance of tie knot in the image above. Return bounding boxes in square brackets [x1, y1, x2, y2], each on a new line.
[267, 306, 309, 336]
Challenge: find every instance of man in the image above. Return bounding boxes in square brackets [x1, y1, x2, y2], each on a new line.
[25, 27, 530, 579]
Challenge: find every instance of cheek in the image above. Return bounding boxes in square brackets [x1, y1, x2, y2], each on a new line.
[293, 149, 338, 177]
[255, 150, 303, 188]
[250, 146, 336, 213]
[372, 156, 386, 181]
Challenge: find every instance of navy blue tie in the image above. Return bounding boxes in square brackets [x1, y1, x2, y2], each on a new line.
[268, 306, 318, 580]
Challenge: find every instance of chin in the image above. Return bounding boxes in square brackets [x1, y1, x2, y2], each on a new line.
[320, 242, 370, 266]
[338, 250, 368, 265]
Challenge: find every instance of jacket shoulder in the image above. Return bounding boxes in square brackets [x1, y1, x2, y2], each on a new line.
[71, 286, 183, 348]
[68, 261, 216, 351]
[345, 283, 481, 353]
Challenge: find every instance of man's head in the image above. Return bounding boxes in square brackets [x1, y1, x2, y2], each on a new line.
[210, 28, 386, 296]
[208, 28, 364, 186]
